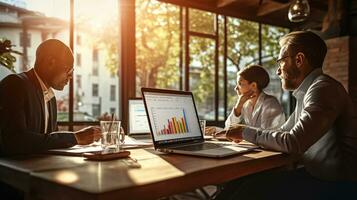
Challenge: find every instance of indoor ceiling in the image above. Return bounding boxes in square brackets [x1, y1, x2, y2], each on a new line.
[158, 0, 328, 29]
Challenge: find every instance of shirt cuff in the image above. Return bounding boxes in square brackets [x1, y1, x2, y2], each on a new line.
[57, 132, 78, 146]
[67, 133, 78, 146]
[242, 126, 258, 144]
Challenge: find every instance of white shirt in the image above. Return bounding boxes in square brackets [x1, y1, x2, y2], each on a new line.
[225, 92, 285, 129]
[34, 70, 55, 133]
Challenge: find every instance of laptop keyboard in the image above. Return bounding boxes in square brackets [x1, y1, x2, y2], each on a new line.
[171, 143, 226, 151]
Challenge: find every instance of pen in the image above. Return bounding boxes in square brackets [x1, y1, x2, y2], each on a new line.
[107, 113, 115, 135]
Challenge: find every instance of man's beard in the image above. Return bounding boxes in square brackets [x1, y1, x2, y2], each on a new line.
[280, 64, 300, 90]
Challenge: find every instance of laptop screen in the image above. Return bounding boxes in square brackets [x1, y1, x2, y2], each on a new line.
[128, 99, 150, 134]
[142, 90, 202, 145]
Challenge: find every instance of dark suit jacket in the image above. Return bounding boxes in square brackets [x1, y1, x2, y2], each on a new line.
[0, 69, 77, 155]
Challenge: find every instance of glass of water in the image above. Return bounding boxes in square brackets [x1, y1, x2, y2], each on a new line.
[100, 120, 125, 152]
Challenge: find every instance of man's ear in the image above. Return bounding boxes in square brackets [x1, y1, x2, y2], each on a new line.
[295, 52, 305, 68]
[47, 57, 56, 70]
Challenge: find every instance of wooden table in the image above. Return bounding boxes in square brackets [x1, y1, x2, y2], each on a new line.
[0, 148, 295, 200]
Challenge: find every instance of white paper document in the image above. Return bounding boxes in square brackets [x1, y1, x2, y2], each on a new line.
[47, 136, 153, 156]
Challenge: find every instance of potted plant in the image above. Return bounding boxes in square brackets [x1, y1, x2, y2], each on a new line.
[0, 39, 22, 72]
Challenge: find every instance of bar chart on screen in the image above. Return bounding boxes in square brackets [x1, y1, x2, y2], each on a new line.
[151, 107, 190, 135]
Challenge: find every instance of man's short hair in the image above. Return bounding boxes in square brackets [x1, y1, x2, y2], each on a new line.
[238, 64, 270, 91]
[279, 31, 327, 68]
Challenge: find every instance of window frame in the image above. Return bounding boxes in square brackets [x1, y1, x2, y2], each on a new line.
[58, 0, 291, 131]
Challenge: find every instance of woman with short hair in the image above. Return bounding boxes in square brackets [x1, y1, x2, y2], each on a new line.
[206, 65, 285, 135]
[226, 64, 285, 129]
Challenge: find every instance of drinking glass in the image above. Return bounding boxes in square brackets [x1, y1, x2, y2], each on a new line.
[100, 121, 125, 152]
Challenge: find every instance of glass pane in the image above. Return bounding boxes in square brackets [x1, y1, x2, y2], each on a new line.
[261, 25, 290, 115]
[226, 18, 259, 112]
[74, 125, 96, 131]
[0, 0, 70, 121]
[189, 8, 216, 35]
[73, 0, 120, 121]
[58, 125, 69, 131]
[189, 36, 215, 121]
[218, 15, 225, 121]
[135, 0, 180, 96]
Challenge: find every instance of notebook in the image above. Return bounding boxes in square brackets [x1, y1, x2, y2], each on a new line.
[141, 87, 256, 158]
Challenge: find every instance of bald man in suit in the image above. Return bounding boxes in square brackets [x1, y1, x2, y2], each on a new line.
[0, 39, 102, 156]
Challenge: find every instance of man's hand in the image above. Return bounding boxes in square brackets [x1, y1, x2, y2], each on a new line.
[214, 129, 228, 140]
[74, 126, 102, 145]
[214, 124, 246, 143]
[226, 124, 246, 143]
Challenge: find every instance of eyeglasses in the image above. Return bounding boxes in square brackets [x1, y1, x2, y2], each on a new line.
[66, 67, 74, 76]
[276, 55, 290, 68]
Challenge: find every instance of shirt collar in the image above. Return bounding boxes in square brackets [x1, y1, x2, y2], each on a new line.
[256, 92, 266, 102]
[292, 68, 322, 98]
[33, 69, 55, 102]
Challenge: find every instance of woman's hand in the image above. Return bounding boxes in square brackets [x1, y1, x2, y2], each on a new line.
[205, 126, 217, 135]
[234, 90, 255, 116]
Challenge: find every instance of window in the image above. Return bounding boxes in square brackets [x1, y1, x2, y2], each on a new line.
[9, 0, 290, 128]
[92, 64, 98, 76]
[226, 18, 260, 115]
[135, 0, 180, 96]
[92, 49, 98, 62]
[110, 85, 116, 101]
[110, 107, 116, 114]
[189, 8, 216, 35]
[76, 53, 81, 67]
[73, 0, 120, 122]
[261, 25, 290, 115]
[189, 36, 216, 121]
[92, 104, 101, 117]
[19, 32, 31, 47]
[76, 75, 81, 88]
[133, 1, 290, 124]
[218, 15, 226, 120]
[92, 49, 99, 76]
[188, 8, 218, 121]
[76, 35, 81, 46]
[92, 84, 99, 97]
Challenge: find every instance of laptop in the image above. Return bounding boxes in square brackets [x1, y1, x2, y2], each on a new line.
[141, 87, 256, 158]
[128, 98, 152, 142]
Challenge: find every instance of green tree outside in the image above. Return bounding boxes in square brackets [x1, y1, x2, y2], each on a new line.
[95, 0, 289, 120]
